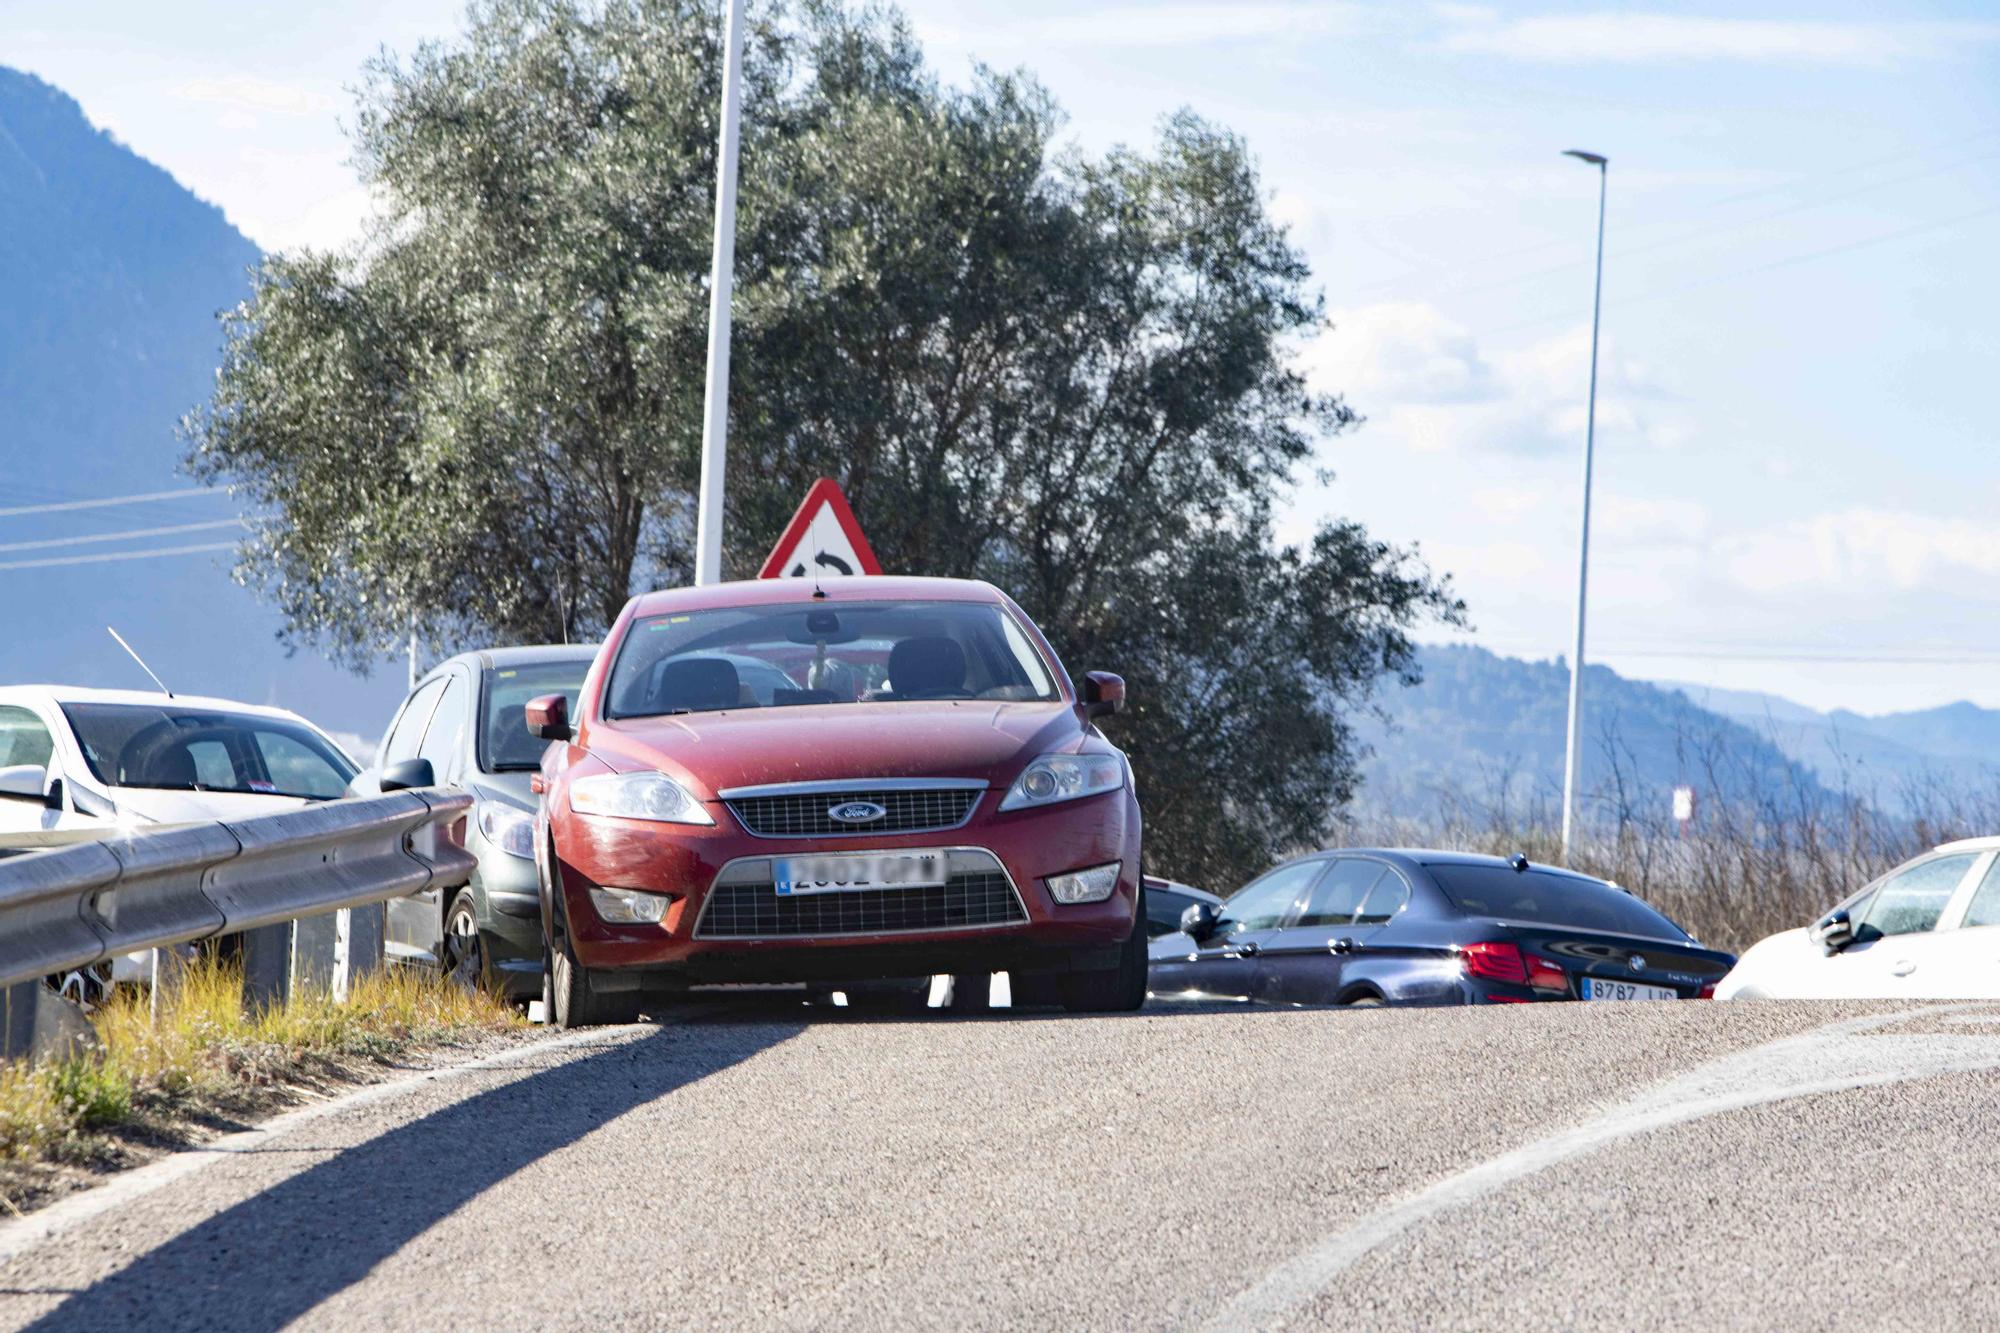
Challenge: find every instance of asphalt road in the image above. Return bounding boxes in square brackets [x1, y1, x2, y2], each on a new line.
[2, 995, 1997, 1330]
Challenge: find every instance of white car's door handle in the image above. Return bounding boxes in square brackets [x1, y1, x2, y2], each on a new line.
[1892, 959, 1917, 977]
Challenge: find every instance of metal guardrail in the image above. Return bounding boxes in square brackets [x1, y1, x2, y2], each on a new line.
[0, 790, 477, 991]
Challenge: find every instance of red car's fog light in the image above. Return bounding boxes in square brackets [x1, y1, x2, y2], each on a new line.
[590, 886, 676, 925]
[1047, 863, 1120, 904]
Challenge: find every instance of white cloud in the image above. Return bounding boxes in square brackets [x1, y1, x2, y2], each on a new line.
[1715, 509, 2000, 595]
[1309, 302, 1497, 405]
[1307, 303, 1677, 457]
[170, 75, 338, 117]
[1438, 13, 2000, 67]
[920, 3, 1361, 53]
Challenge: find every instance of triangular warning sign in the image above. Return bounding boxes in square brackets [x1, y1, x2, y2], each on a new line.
[757, 478, 883, 579]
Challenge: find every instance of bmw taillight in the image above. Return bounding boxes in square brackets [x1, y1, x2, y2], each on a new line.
[1460, 941, 1528, 984]
[1526, 953, 1569, 993]
[1697, 983, 1717, 999]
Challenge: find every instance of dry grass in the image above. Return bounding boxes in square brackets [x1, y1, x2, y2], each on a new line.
[1, 957, 520, 1169]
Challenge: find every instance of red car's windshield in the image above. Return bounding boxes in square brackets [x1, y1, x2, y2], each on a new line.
[604, 601, 1063, 718]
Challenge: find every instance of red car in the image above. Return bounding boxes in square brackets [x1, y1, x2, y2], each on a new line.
[526, 576, 1144, 1026]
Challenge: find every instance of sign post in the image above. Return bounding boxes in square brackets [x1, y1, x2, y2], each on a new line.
[759, 478, 882, 580]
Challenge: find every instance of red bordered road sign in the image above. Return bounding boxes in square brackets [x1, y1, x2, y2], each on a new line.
[757, 477, 883, 579]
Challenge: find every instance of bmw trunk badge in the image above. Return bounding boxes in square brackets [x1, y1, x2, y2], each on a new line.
[1627, 954, 1647, 972]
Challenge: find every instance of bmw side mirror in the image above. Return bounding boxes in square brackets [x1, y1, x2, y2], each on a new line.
[1082, 671, 1125, 718]
[1810, 908, 1854, 955]
[1180, 901, 1220, 943]
[379, 757, 435, 793]
[0, 764, 51, 806]
[526, 693, 573, 742]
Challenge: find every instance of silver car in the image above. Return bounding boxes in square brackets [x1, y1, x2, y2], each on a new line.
[348, 645, 595, 998]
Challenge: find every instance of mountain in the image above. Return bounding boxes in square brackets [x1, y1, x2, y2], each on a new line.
[1354, 646, 1831, 825]
[0, 68, 405, 741]
[1667, 683, 2000, 806]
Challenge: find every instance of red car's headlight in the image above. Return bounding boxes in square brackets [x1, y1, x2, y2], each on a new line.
[999, 753, 1125, 812]
[569, 772, 715, 826]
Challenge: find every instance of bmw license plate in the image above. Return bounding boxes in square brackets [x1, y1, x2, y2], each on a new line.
[1581, 978, 1677, 1002]
[772, 851, 948, 896]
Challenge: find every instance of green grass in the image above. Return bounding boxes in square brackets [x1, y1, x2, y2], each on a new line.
[1, 956, 520, 1164]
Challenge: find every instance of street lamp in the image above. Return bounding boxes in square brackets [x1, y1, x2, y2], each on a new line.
[1559, 148, 1607, 865]
[694, 0, 748, 586]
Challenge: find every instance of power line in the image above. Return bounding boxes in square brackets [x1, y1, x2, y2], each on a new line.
[0, 541, 238, 572]
[1478, 201, 2000, 341]
[0, 519, 244, 554]
[1343, 128, 2000, 303]
[0, 487, 229, 519]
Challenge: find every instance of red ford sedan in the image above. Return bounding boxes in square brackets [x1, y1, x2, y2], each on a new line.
[526, 576, 1144, 1027]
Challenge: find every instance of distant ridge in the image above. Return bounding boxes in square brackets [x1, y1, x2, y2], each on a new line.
[0, 67, 404, 739]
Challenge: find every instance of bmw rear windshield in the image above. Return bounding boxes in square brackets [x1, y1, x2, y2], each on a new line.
[604, 601, 1062, 718]
[1427, 865, 1692, 940]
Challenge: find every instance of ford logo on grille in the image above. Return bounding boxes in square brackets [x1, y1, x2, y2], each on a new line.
[828, 800, 888, 824]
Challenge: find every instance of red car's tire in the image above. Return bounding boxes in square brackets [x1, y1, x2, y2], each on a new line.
[549, 930, 639, 1029]
[1059, 905, 1147, 1013]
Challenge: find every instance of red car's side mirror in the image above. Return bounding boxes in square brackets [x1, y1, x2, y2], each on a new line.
[526, 693, 573, 742]
[1081, 671, 1125, 719]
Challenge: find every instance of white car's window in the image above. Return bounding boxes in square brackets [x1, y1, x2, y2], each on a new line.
[1961, 859, 2000, 930]
[58, 703, 356, 800]
[1854, 853, 1978, 941]
[0, 706, 55, 770]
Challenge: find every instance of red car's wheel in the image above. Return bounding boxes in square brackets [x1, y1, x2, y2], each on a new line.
[1059, 906, 1147, 1013]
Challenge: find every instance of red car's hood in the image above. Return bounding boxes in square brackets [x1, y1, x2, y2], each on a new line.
[585, 701, 1086, 796]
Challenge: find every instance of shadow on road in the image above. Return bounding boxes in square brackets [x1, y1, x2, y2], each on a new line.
[21, 1019, 803, 1332]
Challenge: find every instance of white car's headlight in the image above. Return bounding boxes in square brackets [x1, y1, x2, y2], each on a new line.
[999, 753, 1125, 812]
[477, 803, 537, 858]
[568, 772, 714, 825]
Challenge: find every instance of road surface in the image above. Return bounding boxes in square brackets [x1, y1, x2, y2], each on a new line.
[2, 996, 1996, 1329]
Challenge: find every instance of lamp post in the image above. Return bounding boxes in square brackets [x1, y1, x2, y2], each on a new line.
[693, 0, 748, 586]
[1559, 148, 1607, 865]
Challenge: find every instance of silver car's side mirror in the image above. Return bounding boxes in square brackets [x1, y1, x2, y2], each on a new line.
[1810, 908, 1854, 955]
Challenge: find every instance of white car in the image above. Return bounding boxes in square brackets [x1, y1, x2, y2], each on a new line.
[0, 685, 360, 997]
[1715, 837, 2000, 1000]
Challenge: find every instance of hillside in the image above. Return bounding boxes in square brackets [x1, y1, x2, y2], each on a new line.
[1669, 683, 2000, 807]
[1354, 645, 1830, 825]
[0, 68, 404, 738]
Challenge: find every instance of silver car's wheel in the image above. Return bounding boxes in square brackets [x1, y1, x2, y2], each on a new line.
[441, 891, 486, 993]
[48, 960, 115, 1013]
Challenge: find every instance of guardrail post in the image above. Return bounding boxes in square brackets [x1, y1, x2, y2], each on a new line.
[345, 903, 387, 988]
[1, 980, 95, 1065]
[239, 922, 293, 1009]
[291, 911, 341, 997]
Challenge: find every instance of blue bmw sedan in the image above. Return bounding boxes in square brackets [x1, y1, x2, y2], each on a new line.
[1147, 849, 1735, 1007]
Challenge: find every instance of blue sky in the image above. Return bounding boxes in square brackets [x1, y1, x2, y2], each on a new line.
[10, 0, 2000, 714]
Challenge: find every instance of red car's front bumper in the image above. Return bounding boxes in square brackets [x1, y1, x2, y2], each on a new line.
[545, 787, 1141, 985]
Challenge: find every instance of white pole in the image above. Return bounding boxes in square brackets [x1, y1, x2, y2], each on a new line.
[694, 0, 748, 587]
[1560, 153, 1607, 865]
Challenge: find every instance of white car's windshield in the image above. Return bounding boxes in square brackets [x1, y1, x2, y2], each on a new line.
[605, 601, 1062, 719]
[60, 703, 357, 800]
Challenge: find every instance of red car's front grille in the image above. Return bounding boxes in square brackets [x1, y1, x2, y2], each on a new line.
[726, 788, 980, 838]
[694, 870, 1027, 938]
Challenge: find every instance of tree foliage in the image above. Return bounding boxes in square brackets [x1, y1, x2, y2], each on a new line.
[184, 0, 1463, 889]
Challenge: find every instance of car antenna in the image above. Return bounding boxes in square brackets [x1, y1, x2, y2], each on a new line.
[1508, 853, 1530, 873]
[107, 626, 173, 697]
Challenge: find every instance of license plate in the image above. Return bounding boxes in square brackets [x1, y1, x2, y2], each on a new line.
[1582, 977, 1678, 1002]
[772, 852, 947, 896]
